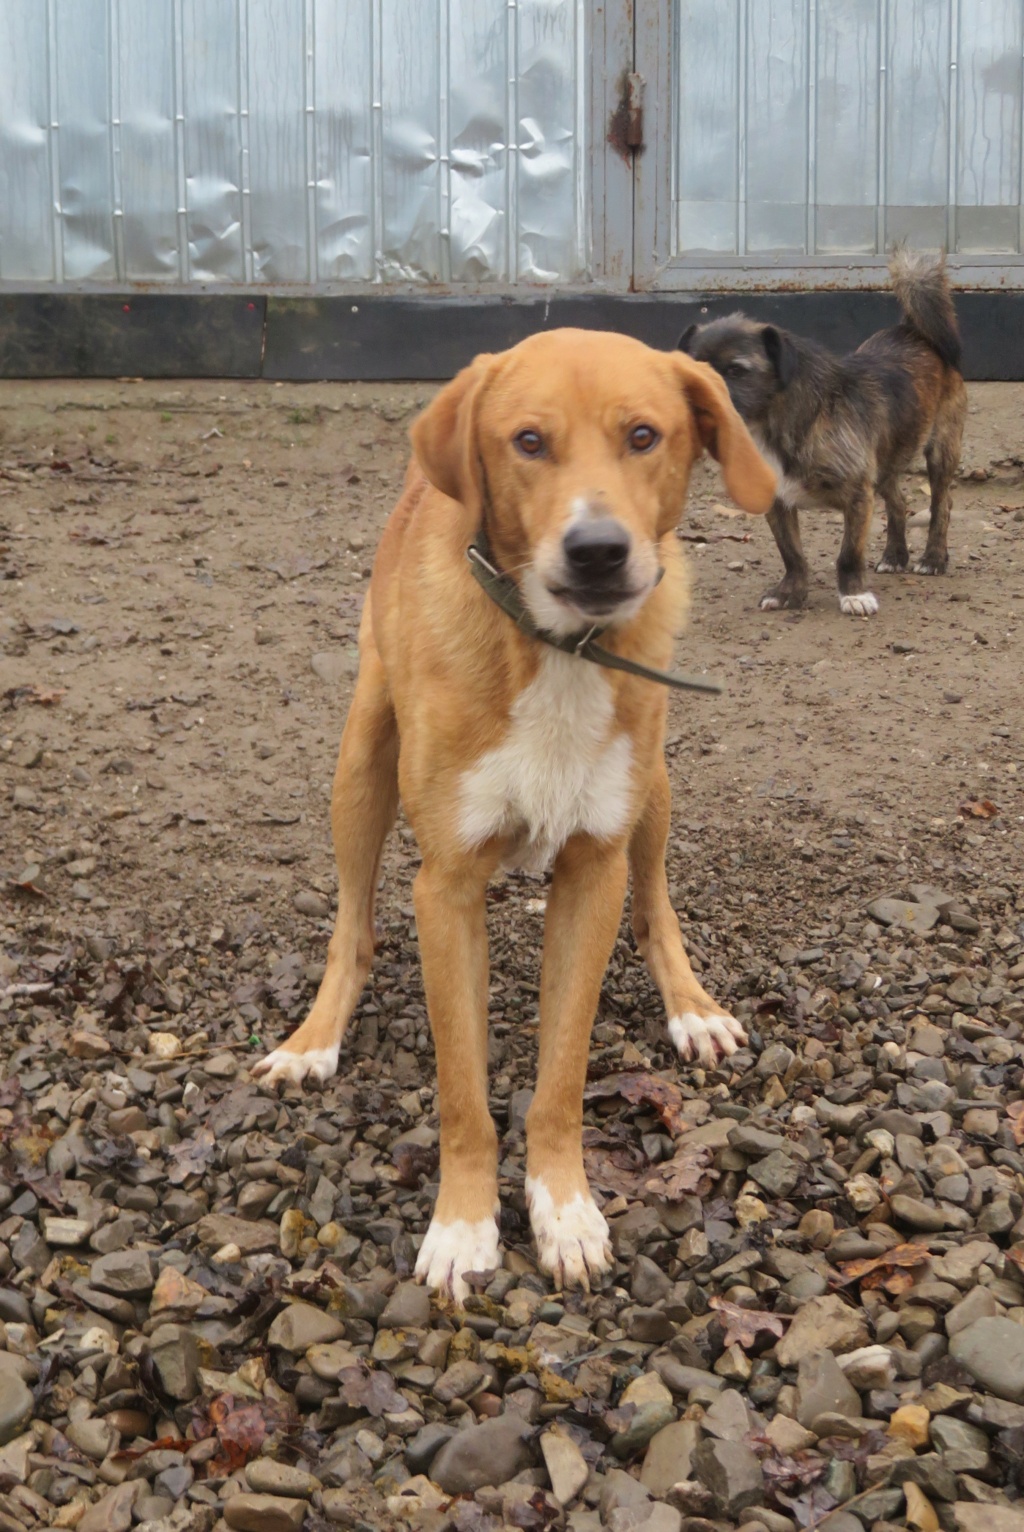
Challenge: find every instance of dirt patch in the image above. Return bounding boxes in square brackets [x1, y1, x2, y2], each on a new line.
[1, 379, 1020, 998]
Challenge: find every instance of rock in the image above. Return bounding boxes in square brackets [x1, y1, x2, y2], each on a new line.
[795, 1352, 862, 1428]
[311, 650, 357, 686]
[631, 1254, 673, 1306]
[196, 1213, 279, 1255]
[541, 1427, 589, 1505]
[866, 898, 940, 931]
[79, 1482, 140, 1532]
[953, 1508, 1024, 1532]
[0, 1432, 33, 1484]
[268, 1302, 346, 1351]
[764, 1414, 816, 1455]
[930, 1416, 988, 1454]
[294, 890, 329, 918]
[379, 1281, 431, 1329]
[0, 1367, 33, 1446]
[702, 1389, 754, 1442]
[775, 1295, 870, 1367]
[610, 1398, 678, 1459]
[307, 1341, 362, 1380]
[432, 1358, 486, 1403]
[42, 1215, 93, 1246]
[798, 1209, 835, 1249]
[748, 1151, 800, 1199]
[245, 1460, 321, 1497]
[728, 1124, 787, 1157]
[66, 1417, 118, 1460]
[430, 1413, 532, 1494]
[889, 1404, 930, 1448]
[89, 1249, 155, 1295]
[903, 1481, 940, 1531]
[890, 1195, 952, 1232]
[600, 1468, 653, 1518]
[692, 1438, 764, 1518]
[69, 1030, 110, 1058]
[608, 1508, 682, 1532]
[946, 1285, 998, 1337]
[150, 1265, 208, 1315]
[837, 1345, 896, 1390]
[148, 1324, 201, 1401]
[224, 1494, 308, 1531]
[640, 1420, 700, 1497]
[949, 1318, 1024, 1402]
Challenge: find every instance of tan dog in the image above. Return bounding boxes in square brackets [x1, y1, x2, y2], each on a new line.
[254, 329, 775, 1300]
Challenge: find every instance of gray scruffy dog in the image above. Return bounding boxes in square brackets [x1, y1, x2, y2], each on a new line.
[678, 249, 967, 616]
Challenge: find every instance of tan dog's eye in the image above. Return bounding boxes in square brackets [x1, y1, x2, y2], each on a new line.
[628, 424, 660, 453]
[514, 429, 545, 458]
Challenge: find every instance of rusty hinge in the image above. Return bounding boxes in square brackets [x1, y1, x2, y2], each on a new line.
[608, 70, 644, 159]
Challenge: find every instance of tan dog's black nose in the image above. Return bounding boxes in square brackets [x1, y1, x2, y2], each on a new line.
[563, 518, 631, 581]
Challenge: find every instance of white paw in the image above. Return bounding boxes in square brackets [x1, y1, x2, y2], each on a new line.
[669, 1010, 746, 1067]
[251, 1042, 339, 1086]
[911, 559, 944, 576]
[414, 1216, 500, 1305]
[759, 594, 783, 611]
[838, 591, 879, 616]
[525, 1176, 611, 1291]
[874, 558, 904, 574]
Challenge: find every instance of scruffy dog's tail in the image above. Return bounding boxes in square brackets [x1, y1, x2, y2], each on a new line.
[889, 245, 962, 372]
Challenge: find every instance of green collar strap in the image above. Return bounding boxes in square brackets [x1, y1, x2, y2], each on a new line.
[466, 526, 722, 695]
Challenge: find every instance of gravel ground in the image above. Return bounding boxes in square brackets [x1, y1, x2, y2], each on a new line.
[1, 377, 1024, 1532]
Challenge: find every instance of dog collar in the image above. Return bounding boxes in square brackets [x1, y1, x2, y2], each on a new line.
[466, 526, 722, 695]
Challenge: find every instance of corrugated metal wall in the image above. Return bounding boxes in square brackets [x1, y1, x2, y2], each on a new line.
[0, 0, 587, 287]
[4, 0, 1024, 293]
[674, 0, 1024, 259]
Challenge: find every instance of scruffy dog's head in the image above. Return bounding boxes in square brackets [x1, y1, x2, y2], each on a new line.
[678, 315, 801, 428]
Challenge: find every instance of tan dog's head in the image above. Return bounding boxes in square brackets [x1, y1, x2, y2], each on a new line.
[412, 328, 775, 635]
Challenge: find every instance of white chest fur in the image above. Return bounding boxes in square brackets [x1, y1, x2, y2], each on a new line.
[457, 650, 634, 872]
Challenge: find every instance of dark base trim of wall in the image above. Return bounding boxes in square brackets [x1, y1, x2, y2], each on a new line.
[1, 289, 1021, 381]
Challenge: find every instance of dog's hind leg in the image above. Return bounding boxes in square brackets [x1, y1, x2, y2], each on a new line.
[915, 384, 966, 575]
[759, 500, 810, 610]
[253, 639, 398, 1087]
[629, 759, 745, 1066]
[876, 473, 910, 572]
[525, 834, 626, 1290]
[836, 481, 879, 615]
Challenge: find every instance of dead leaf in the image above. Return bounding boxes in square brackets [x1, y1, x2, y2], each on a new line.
[391, 1141, 439, 1189]
[583, 1128, 650, 1199]
[866, 1266, 917, 1295]
[1006, 1244, 1024, 1278]
[584, 1070, 692, 1136]
[2, 684, 66, 708]
[959, 798, 1000, 819]
[193, 1393, 297, 1476]
[166, 1127, 217, 1184]
[7, 864, 45, 898]
[708, 1295, 788, 1350]
[642, 1143, 718, 1202]
[712, 501, 742, 518]
[831, 1242, 930, 1293]
[902, 1480, 939, 1532]
[337, 1364, 408, 1417]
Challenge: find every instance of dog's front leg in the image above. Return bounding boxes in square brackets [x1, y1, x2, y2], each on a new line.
[413, 854, 500, 1304]
[526, 834, 627, 1290]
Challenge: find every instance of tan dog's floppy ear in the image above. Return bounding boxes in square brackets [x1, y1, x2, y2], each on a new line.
[410, 352, 497, 509]
[672, 352, 776, 514]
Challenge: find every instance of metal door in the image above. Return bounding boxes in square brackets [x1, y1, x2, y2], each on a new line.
[631, 0, 1024, 292]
